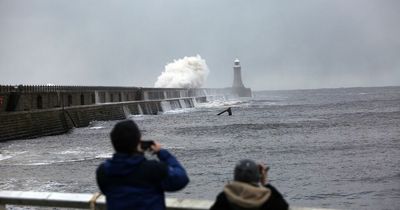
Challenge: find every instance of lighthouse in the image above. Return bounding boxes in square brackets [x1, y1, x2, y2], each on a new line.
[231, 58, 252, 97]
[232, 58, 245, 88]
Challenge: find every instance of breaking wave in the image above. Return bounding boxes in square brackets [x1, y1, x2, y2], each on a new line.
[154, 55, 209, 88]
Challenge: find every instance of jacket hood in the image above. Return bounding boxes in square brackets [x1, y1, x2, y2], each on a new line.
[103, 153, 145, 176]
[223, 181, 271, 208]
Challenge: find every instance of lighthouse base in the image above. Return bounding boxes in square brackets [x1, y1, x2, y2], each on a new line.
[232, 87, 252, 97]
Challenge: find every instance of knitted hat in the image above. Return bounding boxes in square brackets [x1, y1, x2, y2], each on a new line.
[234, 159, 260, 184]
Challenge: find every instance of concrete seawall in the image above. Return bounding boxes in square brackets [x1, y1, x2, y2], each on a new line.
[0, 97, 206, 142]
[0, 84, 247, 142]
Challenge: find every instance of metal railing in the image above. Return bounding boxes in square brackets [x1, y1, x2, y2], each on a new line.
[0, 191, 339, 210]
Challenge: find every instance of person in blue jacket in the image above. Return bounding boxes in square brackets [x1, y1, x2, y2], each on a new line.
[96, 119, 189, 210]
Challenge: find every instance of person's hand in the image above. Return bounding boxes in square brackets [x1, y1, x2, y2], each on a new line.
[150, 141, 162, 153]
[258, 163, 269, 185]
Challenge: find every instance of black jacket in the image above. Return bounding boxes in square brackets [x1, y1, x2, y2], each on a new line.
[210, 182, 289, 210]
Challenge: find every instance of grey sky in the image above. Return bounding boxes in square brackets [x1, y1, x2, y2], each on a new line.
[0, 0, 399, 90]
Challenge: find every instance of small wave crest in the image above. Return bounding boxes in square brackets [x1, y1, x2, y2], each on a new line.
[89, 126, 104, 130]
[162, 108, 195, 115]
[163, 145, 186, 150]
[0, 151, 27, 162]
[128, 114, 159, 120]
[196, 99, 247, 109]
[57, 150, 83, 155]
[7, 157, 101, 166]
[95, 153, 112, 159]
[0, 154, 13, 161]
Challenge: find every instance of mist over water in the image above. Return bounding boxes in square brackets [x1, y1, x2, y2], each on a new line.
[0, 86, 399, 210]
[154, 55, 209, 88]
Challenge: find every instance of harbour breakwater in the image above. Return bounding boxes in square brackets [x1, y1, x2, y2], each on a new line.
[0, 85, 250, 142]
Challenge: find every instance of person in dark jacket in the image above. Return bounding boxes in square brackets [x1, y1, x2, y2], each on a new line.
[210, 159, 288, 210]
[96, 120, 189, 210]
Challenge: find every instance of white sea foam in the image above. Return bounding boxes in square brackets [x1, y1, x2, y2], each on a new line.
[159, 99, 247, 114]
[0, 151, 27, 162]
[196, 99, 246, 109]
[154, 55, 209, 88]
[162, 108, 194, 115]
[58, 150, 82, 155]
[38, 181, 65, 191]
[0, 154, 13, 161]
[128, 114, 146, 120]
[12, 157, 97, 166]
[89, 126, 104, 130]
[95, 153, 113, 159]
[24, 162, 52, 166]
[163, 145, 186, 150]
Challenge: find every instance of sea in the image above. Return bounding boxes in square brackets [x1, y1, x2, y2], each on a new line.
[0, 86, 399, 210]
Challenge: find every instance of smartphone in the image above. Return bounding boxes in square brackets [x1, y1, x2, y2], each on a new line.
[140, 140, 155, 151]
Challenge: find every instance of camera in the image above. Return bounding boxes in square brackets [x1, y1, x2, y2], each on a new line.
[140, 140, 155, 151]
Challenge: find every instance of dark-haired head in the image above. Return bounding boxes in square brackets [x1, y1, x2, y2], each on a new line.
[234, 159, 260, 184]
[110, 120, 141, 154]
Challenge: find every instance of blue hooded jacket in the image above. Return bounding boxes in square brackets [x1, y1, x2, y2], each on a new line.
[96, 149, 189, 210]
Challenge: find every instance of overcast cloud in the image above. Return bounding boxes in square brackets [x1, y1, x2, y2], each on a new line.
[0, 0, 399, 90]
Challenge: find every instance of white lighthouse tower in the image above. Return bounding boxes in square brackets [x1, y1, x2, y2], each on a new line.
[232, 58, 245, 88]
[231, 58, 252, 97]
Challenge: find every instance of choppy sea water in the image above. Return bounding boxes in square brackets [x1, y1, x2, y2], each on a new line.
[0, 86, 399, 210]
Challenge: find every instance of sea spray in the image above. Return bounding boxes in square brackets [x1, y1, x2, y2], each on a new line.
[154, 55, 209, 88]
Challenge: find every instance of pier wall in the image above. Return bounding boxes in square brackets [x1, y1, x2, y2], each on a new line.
[0, 84, 249, 141]
[0, 97, 205, 142]
[0, 108, 71, 141]
[0, 85, 142, 112]
[0, 85, 245, 113]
